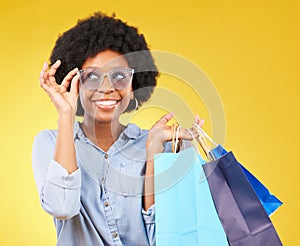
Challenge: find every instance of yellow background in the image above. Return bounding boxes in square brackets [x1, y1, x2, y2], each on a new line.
[0, 0, 299, 245]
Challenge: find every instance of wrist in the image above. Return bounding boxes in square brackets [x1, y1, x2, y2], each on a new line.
[57, 104, 76, 117]
[57, 112, 75, 125]
[146, 138, 164, 159]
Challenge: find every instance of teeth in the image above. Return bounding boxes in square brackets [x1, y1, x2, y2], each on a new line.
[95, 100, 117, 106]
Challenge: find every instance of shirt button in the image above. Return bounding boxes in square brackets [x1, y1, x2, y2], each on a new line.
[104, 201, 109, 207]
[112, 232, 118, 238]
[104, 154, 109, 159]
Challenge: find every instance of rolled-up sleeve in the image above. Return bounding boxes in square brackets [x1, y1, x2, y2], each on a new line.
[142, 204, 155, 246]
[32, 130, 81, 220]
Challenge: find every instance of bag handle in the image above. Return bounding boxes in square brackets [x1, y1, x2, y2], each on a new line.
[171, 122, 219, 161]
[170, 123, 207, 161]
[192, 123, 220, 160]
[192, 123, 218, 147]
[175, 125, 181, 152]
[171, 123, 181, 153]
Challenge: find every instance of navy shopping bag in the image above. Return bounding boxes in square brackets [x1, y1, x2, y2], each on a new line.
[203, 151, 283, 246]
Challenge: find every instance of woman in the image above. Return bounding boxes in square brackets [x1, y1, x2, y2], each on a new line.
[32, 12, 203, 246]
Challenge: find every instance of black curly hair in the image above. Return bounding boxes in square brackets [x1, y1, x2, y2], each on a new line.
[50, 12, 159, 116]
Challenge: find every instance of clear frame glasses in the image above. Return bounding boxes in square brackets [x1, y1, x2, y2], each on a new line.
[78, 67, 134, 90]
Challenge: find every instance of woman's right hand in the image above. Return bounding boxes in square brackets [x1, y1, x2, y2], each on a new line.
[39, 60, 80, 117]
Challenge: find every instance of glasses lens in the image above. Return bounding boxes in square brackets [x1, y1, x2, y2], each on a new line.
[109, 68, 134, 90]
[79, 67, 134, 90]
[80, 68, 102, 90]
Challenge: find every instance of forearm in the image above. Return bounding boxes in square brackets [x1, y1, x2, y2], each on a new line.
[54, 113, 77, 174]
[143, 159, 154, 211]
[143, 140, 163, 211]
[143, 112, 174, 210]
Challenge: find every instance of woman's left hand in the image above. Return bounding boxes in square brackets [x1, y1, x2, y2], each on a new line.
[146, 112, 205, 158]
[144, 112, 205, 209]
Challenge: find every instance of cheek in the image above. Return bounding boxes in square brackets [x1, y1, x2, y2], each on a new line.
[119, 90, 132, 112]
[121, 89, 132, 102]
[79, 88, 92, 112]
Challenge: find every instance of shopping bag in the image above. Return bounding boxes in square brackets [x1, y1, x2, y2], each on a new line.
[210, 145, 282, 215]
[154, 147, 229, 246]
[202, 151, 283, 246]
[191, 123, 283, 245]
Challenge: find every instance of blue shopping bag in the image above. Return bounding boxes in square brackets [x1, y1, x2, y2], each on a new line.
[210, 145, 282, 215]
[154, 147, 229, 246]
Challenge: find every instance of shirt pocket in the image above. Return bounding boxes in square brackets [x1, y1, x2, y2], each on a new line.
[119, 160, 145, 197]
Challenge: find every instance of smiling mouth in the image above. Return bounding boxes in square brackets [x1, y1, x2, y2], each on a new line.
[94, 100, 120, 109]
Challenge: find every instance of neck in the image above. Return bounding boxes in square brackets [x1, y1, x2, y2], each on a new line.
[81, 117, 125, 152]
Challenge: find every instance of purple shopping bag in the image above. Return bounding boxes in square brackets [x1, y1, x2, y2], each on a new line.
[202, 151, 282, 246]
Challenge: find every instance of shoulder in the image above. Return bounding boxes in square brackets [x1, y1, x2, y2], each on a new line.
[33, 122, 80, 144]
[32, 130, 58, 156]
[33, 129, 58, 145]
[123, 123, 148, 140]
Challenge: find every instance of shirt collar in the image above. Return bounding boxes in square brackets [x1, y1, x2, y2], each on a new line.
[74, 122, 86, 141]
[73, 122, 142, 142]
[121, 123, 142, 140]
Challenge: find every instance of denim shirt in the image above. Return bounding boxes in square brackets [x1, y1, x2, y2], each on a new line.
[32, 122, 159, 246]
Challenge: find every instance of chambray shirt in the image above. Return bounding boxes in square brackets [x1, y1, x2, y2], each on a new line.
[32, 122, 165, 246]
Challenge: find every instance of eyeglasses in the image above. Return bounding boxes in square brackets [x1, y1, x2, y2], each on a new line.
[78, 67, 134, 90]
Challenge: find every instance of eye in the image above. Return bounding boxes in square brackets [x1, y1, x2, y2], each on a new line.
[86, 71, 101, 81]
[111, 71, 126, 80]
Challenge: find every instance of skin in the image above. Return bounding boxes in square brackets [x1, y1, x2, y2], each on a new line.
[39, 49, 204, 211]
[79, 51, 133, 151]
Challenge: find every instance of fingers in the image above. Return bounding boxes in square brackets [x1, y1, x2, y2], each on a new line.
[177, 127, 194, 140]
[194, 114, 205, 127]
[42, 62, 48, 76]
[48, 60, 61, 77]
[174, 114, 206, 141]
[149, 113, 206, 148]
[199, 118, 205, 127]
[61, 67, 79, 92]
[194, 114, 200, 124]
[39, 62, 48, 84]
[39, 61, 79, 95]
[155, 112, 174, 125]
[148, 112, 174, 145]
[39, 62, 52, 95]
[39, 60, 60, 88]
[69, 72, 80, 95]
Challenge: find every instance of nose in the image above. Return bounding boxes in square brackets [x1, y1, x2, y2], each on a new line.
[97, 75, 115, 93]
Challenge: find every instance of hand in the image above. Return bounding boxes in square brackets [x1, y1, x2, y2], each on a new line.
[146, 113, 205, 157]
[146, 112, 174, 156]
[143, 113, 205, 210]
[39, 60, 80, 117]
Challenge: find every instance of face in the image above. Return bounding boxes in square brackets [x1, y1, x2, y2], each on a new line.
[79, 49, 133, 124]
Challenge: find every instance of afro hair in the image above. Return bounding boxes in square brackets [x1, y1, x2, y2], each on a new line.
[50, 12, 159, 116]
